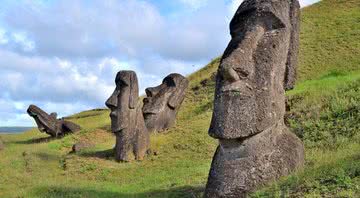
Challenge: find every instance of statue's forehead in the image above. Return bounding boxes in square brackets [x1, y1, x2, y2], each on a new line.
[115, 71, 134, 85]
[29, 105, 44, 113]
[163, 74, 185, 86]
[234, 0, 287, 21]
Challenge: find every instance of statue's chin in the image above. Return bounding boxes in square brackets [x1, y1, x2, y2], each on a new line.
[111, 121, 120, 133]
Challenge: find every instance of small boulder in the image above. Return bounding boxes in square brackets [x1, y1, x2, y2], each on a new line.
[71, 141, 95, 153]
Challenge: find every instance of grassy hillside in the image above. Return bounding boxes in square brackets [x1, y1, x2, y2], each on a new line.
[1, 0, 360, 197]
[298, 0, 360, 81]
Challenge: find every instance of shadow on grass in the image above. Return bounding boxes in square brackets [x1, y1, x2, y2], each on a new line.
[14, 136, 57, 144]
[78, 149, 114, 160]
[34, 185, 204, 198]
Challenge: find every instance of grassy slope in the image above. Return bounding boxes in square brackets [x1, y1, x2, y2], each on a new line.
[1, 0, 360, 197]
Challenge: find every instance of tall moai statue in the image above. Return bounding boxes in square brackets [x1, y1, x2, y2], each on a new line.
[106, 71, 150, 162]
[142, 73, 189, 133]
[205, 0, 304, 197]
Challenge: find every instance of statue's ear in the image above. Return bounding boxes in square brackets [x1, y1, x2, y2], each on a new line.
[284, 0, 300, 91]
[50, 112, 57, 119]
[168, 78, 189, 109]
[129, 72, 139, 109]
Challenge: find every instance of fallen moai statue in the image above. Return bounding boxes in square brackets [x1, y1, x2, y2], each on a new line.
[205, 0, 304, 197]
[106, 70, 150, 162]
[27, 105, 81, 137]
[142, 73, 188, 133]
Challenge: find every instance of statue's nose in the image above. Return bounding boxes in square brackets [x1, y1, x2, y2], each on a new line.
[145, 87, 159, 97]
[105, 92, 118, 109]
[143, 97, 150, 104]
[222, 67, 240, 82]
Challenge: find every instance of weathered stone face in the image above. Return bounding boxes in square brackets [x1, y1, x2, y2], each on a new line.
[209, 0, 295, 140]
[27, 105, 81, 137]
[105, 71, 139, 133]
[142, 73, 188, 132]
[205, 0, 304, 197]
[106, 70, 150, 162]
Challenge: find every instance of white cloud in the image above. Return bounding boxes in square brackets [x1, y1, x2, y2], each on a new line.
[300, 0, 320, 7]
[0, 29, 8, 44]
[229, 0, 243, 16]
[179, 0, 209, 10]
[12, 32, 35, 52]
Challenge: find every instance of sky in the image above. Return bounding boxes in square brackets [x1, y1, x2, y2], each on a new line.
[0, 0, 320, 127]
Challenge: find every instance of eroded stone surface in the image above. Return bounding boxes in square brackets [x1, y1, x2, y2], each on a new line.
[205, 0, 304, 197]
[142, 73, 189, 133]
[106, 70, 150, 162]
[27, 105, 81, 137]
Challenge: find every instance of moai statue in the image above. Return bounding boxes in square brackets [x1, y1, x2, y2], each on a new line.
[106, 71, 150, 162]
[142, 73, 189, 133]
[205, 0, 304, 197]
[27, 105, 81, 137]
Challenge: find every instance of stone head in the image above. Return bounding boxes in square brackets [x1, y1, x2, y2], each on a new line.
[27, 104, 59, 134]
[105, 70, 139, 133]
[209, 0, 300, 139]
[142, 73, 188, 132]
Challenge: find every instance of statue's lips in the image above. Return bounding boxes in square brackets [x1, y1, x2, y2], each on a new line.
[220, 82, 253, 97]
[109, 111, 117, 119]
[143, 112, 156, 119]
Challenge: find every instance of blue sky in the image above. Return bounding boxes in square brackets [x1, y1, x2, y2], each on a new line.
[0, 0, 320, 127]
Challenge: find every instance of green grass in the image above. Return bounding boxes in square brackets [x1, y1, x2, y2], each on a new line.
[297, 0, 360, 81]
[1, 0, 360, 197]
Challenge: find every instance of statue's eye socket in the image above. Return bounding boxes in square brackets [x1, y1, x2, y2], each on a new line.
[117, 79, 129, 87]
[164, 78, 176, 87]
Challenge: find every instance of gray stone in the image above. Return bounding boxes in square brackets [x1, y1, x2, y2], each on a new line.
[142, 73, 189, 133]
[285, 0, 301, 90]
[106, 70, 150, 162]
[205, 0, 304, 197]
[27, 105, 81, 137]
[72, 141, 95, 153]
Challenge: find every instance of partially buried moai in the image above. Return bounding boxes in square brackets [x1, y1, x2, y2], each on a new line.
[205, 0, 304, 197]
[27, 105, 81, 137]
[106, 71, 150, 162]
[142, 73, 189, 133]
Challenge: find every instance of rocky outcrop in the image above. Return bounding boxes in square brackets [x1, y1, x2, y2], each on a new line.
[106, 71, 150, 162]
[27, 105, 81, 137]
[205, 0, 304, 197]
[142, 73, 188, 133]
